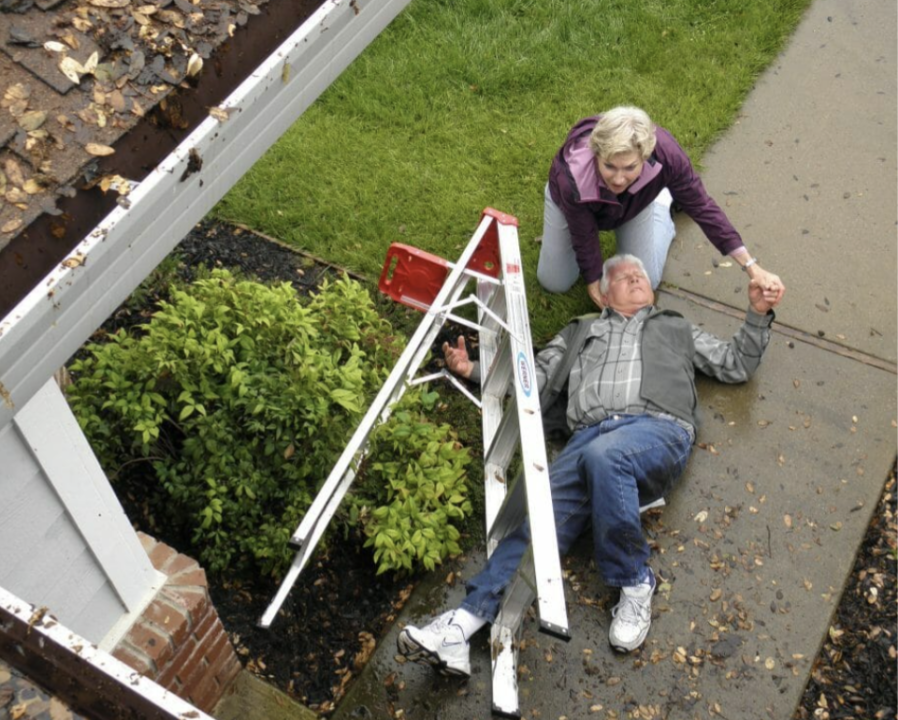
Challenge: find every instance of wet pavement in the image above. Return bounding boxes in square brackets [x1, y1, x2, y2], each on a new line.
[326, 0, 897, 718]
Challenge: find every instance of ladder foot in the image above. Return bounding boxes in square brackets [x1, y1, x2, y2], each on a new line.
[491, 702, 522, 719]
[538, 619, 572, 641]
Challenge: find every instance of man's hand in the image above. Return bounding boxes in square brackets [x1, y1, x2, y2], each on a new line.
[748, 279, 777, 314]
[587, 279, 605, 310]
[442, 336, 474, 379]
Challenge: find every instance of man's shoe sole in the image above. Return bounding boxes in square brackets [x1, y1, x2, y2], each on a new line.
[397, 629, 471, 678]
[609, 627, 650, 653]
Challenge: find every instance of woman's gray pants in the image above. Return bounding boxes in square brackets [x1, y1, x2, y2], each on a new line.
[536, 183, 675, 291]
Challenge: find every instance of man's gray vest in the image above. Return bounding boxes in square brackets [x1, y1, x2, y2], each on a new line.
[539, 309, 698, 440]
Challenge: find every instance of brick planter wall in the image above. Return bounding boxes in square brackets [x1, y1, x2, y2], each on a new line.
[111, 533, 241, 713]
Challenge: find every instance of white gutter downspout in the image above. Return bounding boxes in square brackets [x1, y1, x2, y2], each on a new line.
[0, 0, 412, 431]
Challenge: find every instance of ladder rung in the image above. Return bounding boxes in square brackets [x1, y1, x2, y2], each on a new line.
[485, 467, 526, 545]
[483, 395, 520, 473]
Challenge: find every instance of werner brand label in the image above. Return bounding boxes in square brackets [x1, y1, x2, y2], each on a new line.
[517, 351, 533, 397]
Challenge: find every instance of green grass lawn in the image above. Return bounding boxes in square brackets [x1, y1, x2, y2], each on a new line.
[215, 0, 810, 341]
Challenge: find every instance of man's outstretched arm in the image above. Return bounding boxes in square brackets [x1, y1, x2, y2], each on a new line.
[442, 322, 577, 391]
[692, 279, 777, 383]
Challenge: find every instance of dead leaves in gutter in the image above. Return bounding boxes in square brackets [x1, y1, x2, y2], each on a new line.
[84, 143, 114, 156]
[1, 0, 266, 237]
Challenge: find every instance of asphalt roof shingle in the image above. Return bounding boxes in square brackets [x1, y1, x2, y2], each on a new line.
[0, 0, 268, 252]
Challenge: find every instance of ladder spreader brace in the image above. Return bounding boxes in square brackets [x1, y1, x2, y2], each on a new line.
[261, 208, 570, 718]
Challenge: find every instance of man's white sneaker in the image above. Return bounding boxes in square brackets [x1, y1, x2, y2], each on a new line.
[397, 611, 472, 677]
[609, 569, 656, 652]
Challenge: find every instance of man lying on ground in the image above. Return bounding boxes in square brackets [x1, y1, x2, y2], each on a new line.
[397, 253, 777, 676]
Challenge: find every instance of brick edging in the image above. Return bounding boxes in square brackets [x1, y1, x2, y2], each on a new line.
[111, 533, 241, 712]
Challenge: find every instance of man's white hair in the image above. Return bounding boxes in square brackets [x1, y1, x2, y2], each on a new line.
[600, 254, 650, 295]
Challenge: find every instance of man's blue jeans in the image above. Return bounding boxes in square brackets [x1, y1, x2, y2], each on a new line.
[460, 414, 693, 623]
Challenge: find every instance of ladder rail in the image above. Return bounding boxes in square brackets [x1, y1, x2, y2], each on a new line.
[490, 623, 520, 718]
[493, 221, 568, 635]
[259, 466, 355, 627]
[478, 294, 511, 541]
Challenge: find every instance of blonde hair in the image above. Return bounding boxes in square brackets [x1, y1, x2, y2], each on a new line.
[588, 106, 657, 161]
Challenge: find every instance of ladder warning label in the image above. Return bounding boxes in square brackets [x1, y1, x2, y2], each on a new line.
[505, 263, 524, 292]
[517, 351, 533, 397]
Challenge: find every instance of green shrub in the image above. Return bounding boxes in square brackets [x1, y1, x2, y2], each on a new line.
[347, 389, 473, 575]
[67, 270, 406, 578]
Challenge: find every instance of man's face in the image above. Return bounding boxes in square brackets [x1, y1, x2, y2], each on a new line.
[600, 263, 654, 315]
[596, 151, 645, 195]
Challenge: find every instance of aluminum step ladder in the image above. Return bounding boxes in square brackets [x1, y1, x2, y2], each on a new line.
[261, 208, 569, 717]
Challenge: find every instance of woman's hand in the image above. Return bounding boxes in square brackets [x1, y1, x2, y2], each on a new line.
[746, 264, 785, 307]
[442, 336, 475, 379]
[587, 279, 605, 310]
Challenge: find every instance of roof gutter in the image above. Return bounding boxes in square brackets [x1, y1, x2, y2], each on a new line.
[0, 0, 411, 430]
[0, 584, 216, 720]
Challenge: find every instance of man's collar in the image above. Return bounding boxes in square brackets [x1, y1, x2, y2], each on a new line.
[602, 304, 655, 320]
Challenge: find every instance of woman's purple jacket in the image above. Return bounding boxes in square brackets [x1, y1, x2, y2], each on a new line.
[547, 116, 745, 284]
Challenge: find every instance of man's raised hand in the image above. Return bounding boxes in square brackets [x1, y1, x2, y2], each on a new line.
[442, 336, 474, 379]
[748, 279, 777, 315]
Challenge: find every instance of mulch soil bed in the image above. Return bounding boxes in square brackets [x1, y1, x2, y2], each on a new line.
[87, 219, 896, 719]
